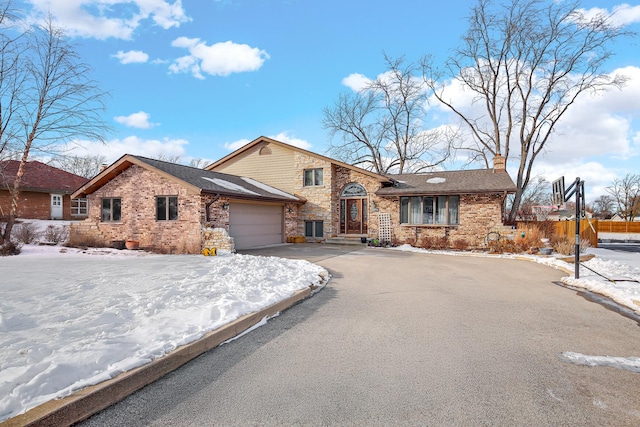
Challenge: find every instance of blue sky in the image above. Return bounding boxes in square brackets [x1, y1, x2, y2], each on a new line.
[17, 0, 640, 200]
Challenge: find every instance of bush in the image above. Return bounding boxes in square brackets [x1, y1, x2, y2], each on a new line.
[451, 238, 470, 251]
[417, 235, 448, 250]
[553, 235, 591, 255]
[514, 225, 545, 252]
[13, 222, 41, 244]
[488, 238, 521, 254]
[44, 225, 69, 244]
[0, 241, 21, 256]
[65, 233, 109, 249]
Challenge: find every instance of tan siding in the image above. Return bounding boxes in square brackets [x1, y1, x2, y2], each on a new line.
[210, 142, 296, 193]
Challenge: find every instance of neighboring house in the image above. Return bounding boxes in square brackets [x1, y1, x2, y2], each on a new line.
[208, 136, 517, 249]
[0, 160, 89, 221]
[70, 154, 304, 253]
[610, 213, 640, 222]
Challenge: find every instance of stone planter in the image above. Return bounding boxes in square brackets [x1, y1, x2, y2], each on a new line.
[125, 240, 139, 250]
[112, 240, 126, 250]
[539, 247, 553, 255]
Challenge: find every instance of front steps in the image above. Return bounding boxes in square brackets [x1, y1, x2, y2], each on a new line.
[325, 236, 367, 246]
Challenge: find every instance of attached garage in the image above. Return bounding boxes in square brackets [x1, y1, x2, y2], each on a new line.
[229, 203, 284, 250]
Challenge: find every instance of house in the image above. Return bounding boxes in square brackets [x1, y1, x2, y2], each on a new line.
[0, 160, 89, 221]
[70, 154, 304, 253]
[69, 136, 517, 254]
[610, 213, 640, 222]
[207, 136, 517, 249]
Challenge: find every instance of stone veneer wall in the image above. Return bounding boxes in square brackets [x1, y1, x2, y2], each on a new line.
[293, 152, 333, 238]
[201, 227, 234, 253]
[378, 193, 505, 248]
[284, 202, 299, 238]
[70, 165, 203, 254]
[332, 165, 385, 238]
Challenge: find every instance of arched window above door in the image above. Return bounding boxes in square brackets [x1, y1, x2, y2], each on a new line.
[341, 183, 367, 197]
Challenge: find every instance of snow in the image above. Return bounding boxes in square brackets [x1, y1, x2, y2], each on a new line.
[201, 177, 260, 195]
[426, 177, 446, 184]
[0, 245, 328, 422]
[241, 177, 298, 200]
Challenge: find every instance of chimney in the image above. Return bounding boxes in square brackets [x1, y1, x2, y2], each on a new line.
[493, 155, 506, 172]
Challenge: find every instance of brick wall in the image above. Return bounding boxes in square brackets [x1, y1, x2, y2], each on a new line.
[332, 166, 385, 238]
[70, 165, 203, 254]
[378, 193, 505, 248]
[0, 190, 82, 220]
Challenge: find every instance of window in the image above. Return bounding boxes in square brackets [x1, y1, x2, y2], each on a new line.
[303, 168, 323, 186]
[304, 221, 324, 238]
[157, 196, 178, 221]
[101, 198, 121, 222]
[71, 198, 88, 216]
[400, 196, 459, 225]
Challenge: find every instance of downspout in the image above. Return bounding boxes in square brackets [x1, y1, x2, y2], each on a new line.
[205, 194, 221, 223]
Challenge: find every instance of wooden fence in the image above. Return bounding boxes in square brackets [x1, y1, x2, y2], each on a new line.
[597, 220, 640, 233]
[555, 219, 598, 248]
[515, 219, 599, 248]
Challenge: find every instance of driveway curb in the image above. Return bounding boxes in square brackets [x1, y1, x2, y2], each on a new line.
[2, 287, 314, 427]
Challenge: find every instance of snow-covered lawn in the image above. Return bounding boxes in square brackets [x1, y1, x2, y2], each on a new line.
[0, 245, 328, 422]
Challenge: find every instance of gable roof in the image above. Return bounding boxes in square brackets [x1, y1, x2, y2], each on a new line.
[206, 136, 393, 184]
[72, 154, 304, 203]
[376, 169, 517, 196]
[0, 160, 89, 194]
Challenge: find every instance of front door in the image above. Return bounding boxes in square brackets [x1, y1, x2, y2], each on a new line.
[346, 199, 362, 234]
[50, 194, 63, 219]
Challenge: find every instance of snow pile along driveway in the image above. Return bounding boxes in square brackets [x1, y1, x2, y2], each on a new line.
[0, 246, 329, 422]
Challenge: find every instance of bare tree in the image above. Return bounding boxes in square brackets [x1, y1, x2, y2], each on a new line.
[153, 153, 182, 164]
[590, 194, 615, 219]
[48, 154, 107, 178]
[0, 10, 110, 248]
[323, 55, 453, 174]
[422, 0, 632, 222]
[606, 173, 640, 221]
[507, 176, 551, 220]
[189, 158, 209, 169]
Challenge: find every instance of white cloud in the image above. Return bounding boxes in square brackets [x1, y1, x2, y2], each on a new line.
[27, 0, 190, 40]
[114, 111, 158, 129]
[57, 136, 189, 164]
[169, 37, 269, 79]
[268, 132, 312, 150]
[578, 4, 640, 27]
[530, 161, 620, 203]
[224, 132, 312, 151]
[112, 50, 149, 64]
[224, 138, 252, 151]
[342, 73, 371, 92]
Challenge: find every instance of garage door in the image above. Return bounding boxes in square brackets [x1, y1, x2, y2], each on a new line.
[229, 203, 283, 250]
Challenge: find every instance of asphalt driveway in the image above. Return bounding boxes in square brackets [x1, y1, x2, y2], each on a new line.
[81, 245, 640, 426]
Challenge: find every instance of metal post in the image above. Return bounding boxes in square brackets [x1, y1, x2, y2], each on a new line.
[574, 178, 580, 279]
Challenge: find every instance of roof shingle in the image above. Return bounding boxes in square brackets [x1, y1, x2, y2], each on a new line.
[377, 169, 517, 196]
[0, 160, 89, 194]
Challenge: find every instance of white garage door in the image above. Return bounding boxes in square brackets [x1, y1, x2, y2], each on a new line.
[229, 203, 283, 250]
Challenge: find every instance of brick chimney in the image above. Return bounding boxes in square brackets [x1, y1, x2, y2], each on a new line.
[493, 155, 506, 172]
